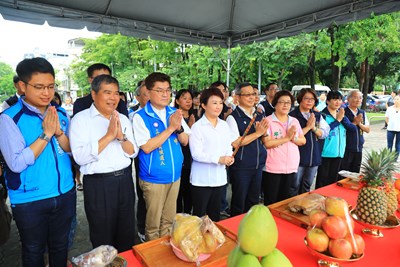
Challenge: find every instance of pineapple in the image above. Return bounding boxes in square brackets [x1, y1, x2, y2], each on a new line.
[355, 148, 398, 225]
[386, 183, 398, 217]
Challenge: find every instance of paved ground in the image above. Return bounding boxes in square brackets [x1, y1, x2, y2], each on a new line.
[0, 121, 389, 266]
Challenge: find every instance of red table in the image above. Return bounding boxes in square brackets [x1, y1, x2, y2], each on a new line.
[125, 184, 400, 266]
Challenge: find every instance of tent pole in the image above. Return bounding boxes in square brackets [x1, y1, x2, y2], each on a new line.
[258, 60, 262, 92]
[227, 37, 231, 87]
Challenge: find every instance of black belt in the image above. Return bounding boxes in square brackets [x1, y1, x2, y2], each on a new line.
[85, 167, 129, 178]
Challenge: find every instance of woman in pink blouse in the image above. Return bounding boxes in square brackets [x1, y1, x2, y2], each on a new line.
[263, 90, 306, 205]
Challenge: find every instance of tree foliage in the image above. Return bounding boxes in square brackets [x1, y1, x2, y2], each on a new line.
[69, 12, 400, 96]
[0, 61, 15, 102]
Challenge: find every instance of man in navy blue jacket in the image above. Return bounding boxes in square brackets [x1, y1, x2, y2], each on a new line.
[341, 90, 370, 173]
[73, 63, 128, 117]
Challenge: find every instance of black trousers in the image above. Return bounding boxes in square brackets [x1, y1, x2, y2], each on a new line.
[134, 157, 146, 235]
[190, 185, 223, 222]
[83, 167, 135, 252]
[316, 157, 342, 189]
[340, 150, 362, 174]
[230, 168, 263, 216]
[263, 172, 296, 205]
[177, 168, 193, 214]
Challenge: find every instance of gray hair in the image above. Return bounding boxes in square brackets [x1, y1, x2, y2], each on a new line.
[91, 74, 119, 93]
[135, 82, 146, 96]
[234, 82, 252, 95]
[347, 90, 362, 99]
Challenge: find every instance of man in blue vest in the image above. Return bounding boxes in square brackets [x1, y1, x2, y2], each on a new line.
[0, 57, 76, 266]
[226, 82, 268, 216]
[341, 90, 370, 173]
[132, 72, 190, 241]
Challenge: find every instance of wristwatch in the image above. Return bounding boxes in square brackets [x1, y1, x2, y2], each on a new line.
[175, 126, 184, 135]
[117, 134, 128, 143]
[39, 132, 51, 142]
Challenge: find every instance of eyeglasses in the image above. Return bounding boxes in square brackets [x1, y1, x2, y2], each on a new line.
[24, 82, 58, 91]
[277, 101, 292, 106]
[239, 93, 257, 97]
[150, 88, 172, 95]
[303, 97, 315, 102]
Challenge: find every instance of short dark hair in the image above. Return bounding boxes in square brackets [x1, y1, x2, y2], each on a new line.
[272, 90, 295, 107]
[192, 91, 201, 98]
[327, 90, 343, 101]
[91, 74, 119, 93]
[297, 88, 318, 106]
[210, 81, 227, 91]
[201, 87, 224, 106]
[145, 72, 171, 90]
[13, 75, 20, 84]
[87, 63, 112, 78]
[264, 82, 278, 93]
[234, 82, 252, 95]
[53, 92, 62, 106]
[174, 89, 193, 108]
[119, 91, 127, 101]
[16, 57, 55, 83]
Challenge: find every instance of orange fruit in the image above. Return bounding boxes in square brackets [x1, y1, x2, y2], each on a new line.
[395, 179, 400, 191]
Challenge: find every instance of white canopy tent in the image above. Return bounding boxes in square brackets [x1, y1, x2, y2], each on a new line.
[1, 0, 399, 47]
[1, 0, 399, 86]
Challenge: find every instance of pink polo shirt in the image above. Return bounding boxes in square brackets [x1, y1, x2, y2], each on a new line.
[265, 113, 303, 174]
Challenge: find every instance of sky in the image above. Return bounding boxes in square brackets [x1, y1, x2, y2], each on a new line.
[0, 14, 101, 69]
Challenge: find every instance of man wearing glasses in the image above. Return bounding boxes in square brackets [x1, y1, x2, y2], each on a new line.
[132, 72, 190, 241]
[0, 58, 76, 266]
[226, 82, 269, 216]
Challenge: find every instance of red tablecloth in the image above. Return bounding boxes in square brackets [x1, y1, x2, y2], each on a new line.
[125, 184, 400, 266]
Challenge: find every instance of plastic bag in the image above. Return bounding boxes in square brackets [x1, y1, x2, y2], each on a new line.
[71, 245, 118, 267]
[288, 193, 326, 215]
[338, 170, 361, 181]
[305, 196, 365, 260]
[170, 214, 226, 264]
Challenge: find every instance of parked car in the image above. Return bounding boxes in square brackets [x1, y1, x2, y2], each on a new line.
[365, 95, 379, 112]
[369, 94, 390, 111]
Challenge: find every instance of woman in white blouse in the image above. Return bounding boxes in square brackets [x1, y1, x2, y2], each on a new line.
[189, 87, 234, 221]
[385, 95, 400, 159]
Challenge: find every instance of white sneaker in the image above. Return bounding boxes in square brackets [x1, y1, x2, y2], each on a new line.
[138, 232, 146, 243]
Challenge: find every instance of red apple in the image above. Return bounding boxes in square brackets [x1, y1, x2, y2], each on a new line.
[322, 215, 347, 239]
[306, 228, 330, 253]
[345, 234, 365, 256]
[309, 209, 328, 228]
[325, 197, 349, 218]
[328, 238, 353, 259]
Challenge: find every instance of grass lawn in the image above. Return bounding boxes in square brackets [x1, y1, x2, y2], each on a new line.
[366, 112, 385, 124]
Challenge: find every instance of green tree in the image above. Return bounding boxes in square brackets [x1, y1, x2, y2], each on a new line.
[0, 61, 15, 102]
[68, 11, 400, 100]
[332, 13, 400, 106]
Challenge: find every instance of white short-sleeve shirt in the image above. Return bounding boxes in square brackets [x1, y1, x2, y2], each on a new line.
[69, 104, 138, 175]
